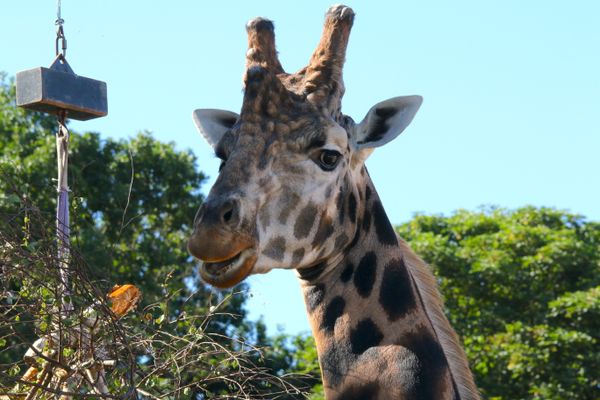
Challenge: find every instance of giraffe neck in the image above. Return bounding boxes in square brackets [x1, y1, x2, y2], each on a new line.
[298, 178, 478, 400]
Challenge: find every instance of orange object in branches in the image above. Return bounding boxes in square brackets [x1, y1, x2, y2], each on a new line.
[108, 284, 141, 318]
[22, 367, 39, 382]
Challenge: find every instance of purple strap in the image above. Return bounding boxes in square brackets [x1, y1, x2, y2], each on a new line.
[56, 119, 73, 313]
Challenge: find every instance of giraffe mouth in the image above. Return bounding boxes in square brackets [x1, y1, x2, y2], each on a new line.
[199, 248, 257, 288]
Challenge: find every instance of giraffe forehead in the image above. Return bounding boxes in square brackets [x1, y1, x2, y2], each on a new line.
[228, 117, 348, 156]
[325, 124, 349, 149]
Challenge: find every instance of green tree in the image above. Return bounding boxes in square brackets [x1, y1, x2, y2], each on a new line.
[397, 207, 600, 399]
[0, 75, 310, 398]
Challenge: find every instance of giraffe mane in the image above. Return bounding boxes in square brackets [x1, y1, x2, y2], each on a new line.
[398, 239, 480, 400]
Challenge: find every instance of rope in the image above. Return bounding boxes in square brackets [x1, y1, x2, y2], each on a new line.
[56, 111, 73, 313]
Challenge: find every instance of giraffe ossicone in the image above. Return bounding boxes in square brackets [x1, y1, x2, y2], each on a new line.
[188, 5, 479, 399]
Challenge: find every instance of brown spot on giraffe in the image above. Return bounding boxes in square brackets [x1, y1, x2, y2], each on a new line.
[188, 5, 479, 399]
[295, 202, 318, 239]
[312, 211, 335, 249]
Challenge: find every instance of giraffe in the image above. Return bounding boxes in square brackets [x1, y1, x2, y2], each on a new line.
[187, 5, 479, 400]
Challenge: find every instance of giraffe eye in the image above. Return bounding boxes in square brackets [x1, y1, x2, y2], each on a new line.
[318, 150, 341, 171]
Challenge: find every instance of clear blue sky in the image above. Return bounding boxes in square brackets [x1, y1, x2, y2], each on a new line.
[3, 1, 599, 335]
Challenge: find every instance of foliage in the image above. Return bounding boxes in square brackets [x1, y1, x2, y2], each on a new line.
[0, 75, 311, 398]
[397, 207, 600, 399]
[254, 329, 322, 398]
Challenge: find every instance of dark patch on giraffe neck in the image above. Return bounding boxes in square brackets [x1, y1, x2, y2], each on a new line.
[353, 252, 377, 297]
[340, 261, 354, 283]
[278, 191, 299, 225]
[347, 191, 357, 223]
[321, 296, 345, 332]
[365, 184, 372, 202]
[372, 200, 398, 246]
[263, 236, 286, 261]
[305, 283, 325, 312]
[297, 260, 327, 281]
[336, 382, 380, 400]
[312, 212, 335, 248]
[350, 318, 383, 355]
[362, 206, 372, 232]
[320, 341, 353, 387]
[291, 248, 305, 266]
[401, 331, 451, 400]
[294, 202, 318, 239]
[336, 187, 346, 225]
[379, 257, 417, 321]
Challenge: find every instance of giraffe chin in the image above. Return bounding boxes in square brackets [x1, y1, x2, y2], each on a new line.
[199, 248, 257, 288]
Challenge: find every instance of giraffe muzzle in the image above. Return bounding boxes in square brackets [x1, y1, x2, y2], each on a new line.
[188, 223, 257, 288]
[198, 248, 257, 288]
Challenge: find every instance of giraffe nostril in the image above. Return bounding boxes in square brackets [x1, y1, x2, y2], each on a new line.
[219, 199, 239, 226]
[223, 208, 233, 223]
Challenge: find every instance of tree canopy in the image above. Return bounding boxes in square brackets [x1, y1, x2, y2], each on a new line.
[397, 207, 600, 399]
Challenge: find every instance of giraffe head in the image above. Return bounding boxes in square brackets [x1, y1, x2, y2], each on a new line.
[188, 5, 422, 288]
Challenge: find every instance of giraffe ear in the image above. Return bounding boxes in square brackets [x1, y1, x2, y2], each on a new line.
[192, 109, 240, 148]
[352, 96, 423, 151]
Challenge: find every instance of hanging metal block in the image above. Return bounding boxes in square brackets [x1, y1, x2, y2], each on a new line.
[16, 56, 107, 121]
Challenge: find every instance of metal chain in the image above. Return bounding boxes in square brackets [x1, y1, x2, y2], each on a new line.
[55, 0, 67, 58]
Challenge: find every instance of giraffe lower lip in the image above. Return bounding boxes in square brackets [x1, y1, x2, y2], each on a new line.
[204, 253, 242, 274]
[199, 248, 257, 288]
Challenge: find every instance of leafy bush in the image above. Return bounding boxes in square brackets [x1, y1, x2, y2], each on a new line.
[398, 207, 600, 399]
